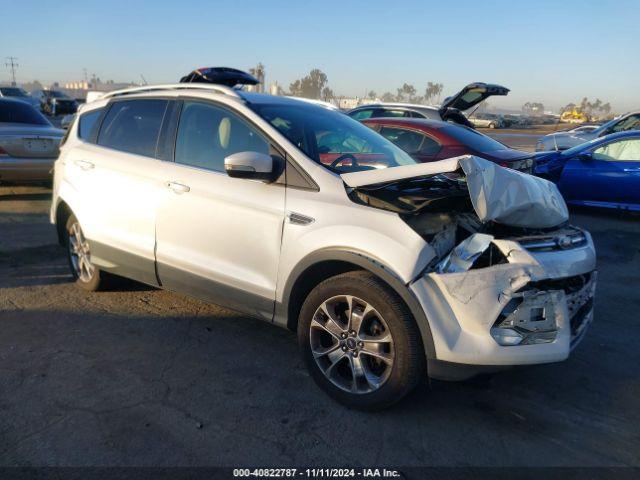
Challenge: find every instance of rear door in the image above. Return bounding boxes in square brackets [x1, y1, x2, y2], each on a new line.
[560, 138, 640, 207]
[155, 100, 286, 319]
[69, 98, 175, 285]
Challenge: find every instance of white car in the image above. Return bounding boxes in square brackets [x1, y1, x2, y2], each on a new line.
[536, 112, 640, 151]
[347, 83, 510, 129]
[467, 113, 504, 129]
[50, 80, 596, 410]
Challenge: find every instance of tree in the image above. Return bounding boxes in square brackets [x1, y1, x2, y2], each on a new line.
[424, 82, 444, 104]
[522, 102, 545, 116]
[321, 87, 335, 102]
[395, 83, 421, 103]
[381, 91, 395, 102]
[367, 90, 377, 100]
[561, 98, 614, 119]
[289, 68, 329, 99]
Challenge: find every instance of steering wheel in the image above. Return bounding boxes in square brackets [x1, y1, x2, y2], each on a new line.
[330, 153, 360, 168]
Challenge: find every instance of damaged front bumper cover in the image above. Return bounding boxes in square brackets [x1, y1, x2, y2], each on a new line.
[410, 230, 596, 376]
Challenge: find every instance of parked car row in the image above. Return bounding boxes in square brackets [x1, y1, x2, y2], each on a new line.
[0, 85, 79, 116]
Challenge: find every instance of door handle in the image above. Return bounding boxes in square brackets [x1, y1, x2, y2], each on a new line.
[166, 181, 190, 194]
[74, 160, 94, 171]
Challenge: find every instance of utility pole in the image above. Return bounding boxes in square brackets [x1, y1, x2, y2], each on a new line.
[5, 56, 18, 86]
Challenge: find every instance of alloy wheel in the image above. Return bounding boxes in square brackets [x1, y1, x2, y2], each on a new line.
[68, 221, 95, 283]
[309, 295, 395, 394]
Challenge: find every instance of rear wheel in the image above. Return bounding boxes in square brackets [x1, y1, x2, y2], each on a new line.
[65, 214, 103, 291]
[298, 271, 424, 410]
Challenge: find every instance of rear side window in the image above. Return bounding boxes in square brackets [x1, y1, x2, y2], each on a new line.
[373, 109, 410, 118]
[349, 109, 375, 120]
[379, 126, 440, 155]
[98, 99, 168, 157]
[0, 100, 50, 125]
[442, 124, 507, 152]
[175, 101, 269, 173]
[78, 108, 103, 141]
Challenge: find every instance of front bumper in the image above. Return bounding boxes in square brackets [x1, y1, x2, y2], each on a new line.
[410, 232, 596, 372]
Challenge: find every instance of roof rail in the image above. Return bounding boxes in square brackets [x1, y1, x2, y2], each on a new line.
[99, 83, 243, 100]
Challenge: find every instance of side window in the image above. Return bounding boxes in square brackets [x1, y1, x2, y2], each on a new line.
[98, 99, 168, 157]
[419, 136, 441, 156]
[373, 109, 408, 118]
[593, 139, 640, 162]
[78, 108, 103, 141]
[379, 126, 425, 154]
[175, 101, 269, 173]
[349, 109, 374, 121]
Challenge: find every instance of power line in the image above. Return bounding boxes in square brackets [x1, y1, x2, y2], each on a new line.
[5, 56, 18, 86]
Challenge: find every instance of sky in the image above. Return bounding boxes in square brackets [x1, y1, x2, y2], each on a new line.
[2, 0, 638, 112]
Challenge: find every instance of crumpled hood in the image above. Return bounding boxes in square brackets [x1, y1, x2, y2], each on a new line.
[342, 155, 569, 229]
[459, 156, 568, 228]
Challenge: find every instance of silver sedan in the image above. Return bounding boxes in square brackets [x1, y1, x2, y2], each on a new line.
[536, 111, 640, 151]
[0, 98, 64, 183]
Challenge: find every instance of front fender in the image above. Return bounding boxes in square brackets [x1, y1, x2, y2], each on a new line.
[275, 247, 437, 362]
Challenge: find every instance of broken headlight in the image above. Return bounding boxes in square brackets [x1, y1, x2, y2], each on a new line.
[490, 291, 562, 346]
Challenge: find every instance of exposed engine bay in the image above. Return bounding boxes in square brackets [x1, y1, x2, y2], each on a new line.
[346, 155, 575, 270]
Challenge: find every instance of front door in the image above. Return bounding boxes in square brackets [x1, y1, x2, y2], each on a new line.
[155, 100, 286, 319]
[560, 137, 640, 207]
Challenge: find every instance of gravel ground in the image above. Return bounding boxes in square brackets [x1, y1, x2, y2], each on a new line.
[0, 185, 639, 467]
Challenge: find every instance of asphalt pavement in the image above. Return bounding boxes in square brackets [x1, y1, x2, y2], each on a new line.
[0, 185, 638, 467]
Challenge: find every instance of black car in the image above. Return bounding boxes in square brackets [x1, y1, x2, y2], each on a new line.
[32, 90, 78, 116]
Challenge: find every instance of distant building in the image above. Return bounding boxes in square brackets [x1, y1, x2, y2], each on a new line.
[62, 78, 138, 99]
[338, 97, 361, 110]
[246, 63, 266, 93]
[269, 82, 285, 96]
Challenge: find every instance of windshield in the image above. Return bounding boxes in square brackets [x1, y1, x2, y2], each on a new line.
[250, 102, 419, 173]
[0, 87, 28, 97]
[0, 100, 50, 125]
[442, 124, 507, 152]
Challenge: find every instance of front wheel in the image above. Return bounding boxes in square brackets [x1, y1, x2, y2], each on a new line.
[298, 271, 425, 410]
[65, 214, 104, 291]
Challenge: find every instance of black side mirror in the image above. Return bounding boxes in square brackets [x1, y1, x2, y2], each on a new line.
[578, 152, 593, 162]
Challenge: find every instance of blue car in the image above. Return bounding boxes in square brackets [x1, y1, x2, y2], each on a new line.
[534, 131, 640, 211]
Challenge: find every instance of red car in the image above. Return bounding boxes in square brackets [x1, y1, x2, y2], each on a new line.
[362, 118, 534, 173]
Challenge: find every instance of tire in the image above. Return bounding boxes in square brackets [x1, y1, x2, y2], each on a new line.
[488, 122, 496, 129]
[64, 214, 104, 291]
[298, 271, 425, 410]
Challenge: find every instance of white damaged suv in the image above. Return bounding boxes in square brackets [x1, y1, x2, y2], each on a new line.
[51, 80, 596, 409]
